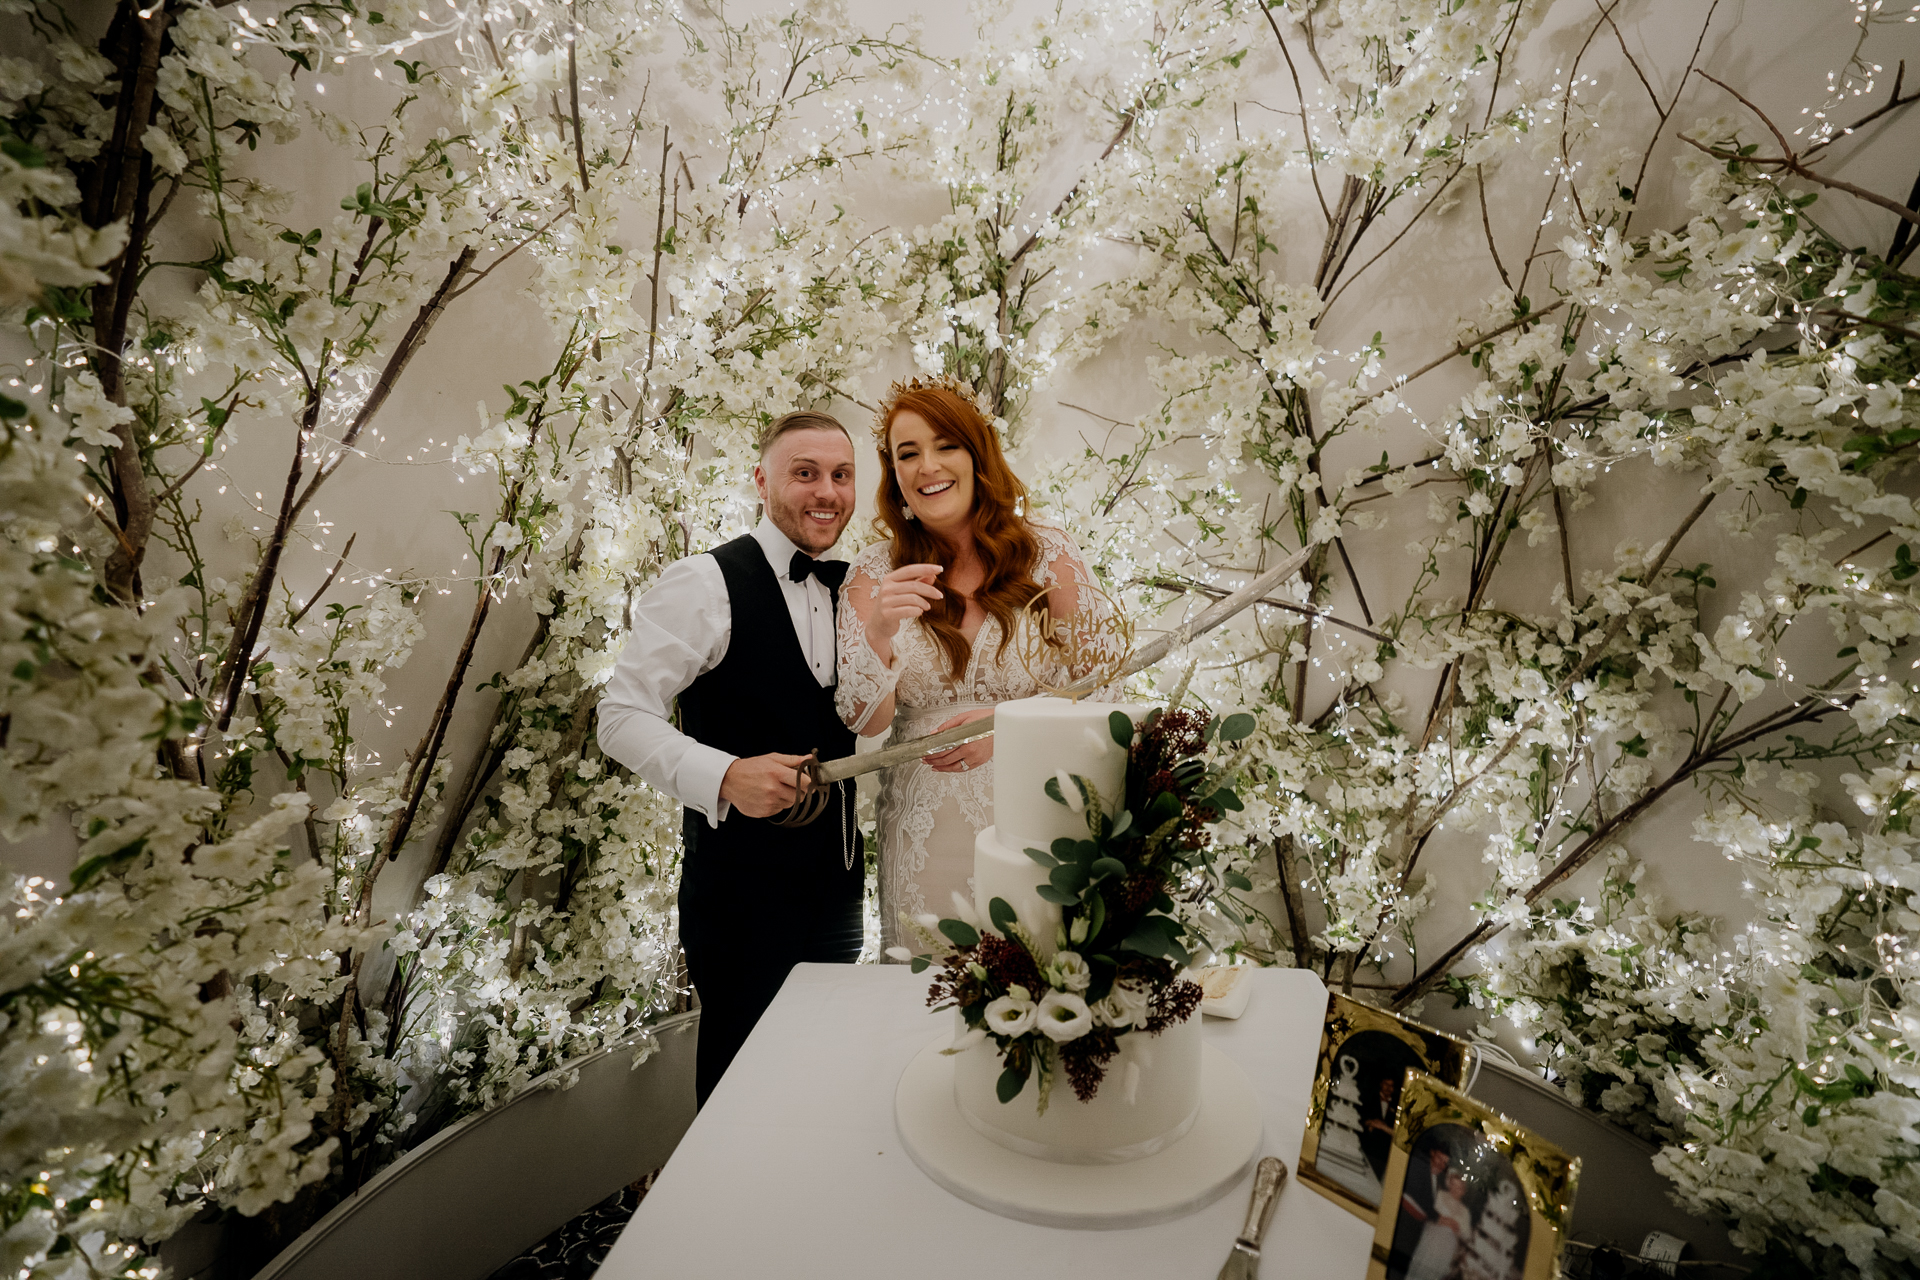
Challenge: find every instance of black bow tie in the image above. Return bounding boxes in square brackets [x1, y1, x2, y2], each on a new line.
[789, 551, 848, 590]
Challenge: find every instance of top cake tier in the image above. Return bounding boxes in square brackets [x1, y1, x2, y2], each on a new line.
[993, 696, 1144, 851]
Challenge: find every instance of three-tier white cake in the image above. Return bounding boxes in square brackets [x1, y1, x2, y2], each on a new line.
[952, 695, 1204, 1164]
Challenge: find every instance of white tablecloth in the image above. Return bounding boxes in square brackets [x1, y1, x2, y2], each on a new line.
[598, 963, 1375, 1279]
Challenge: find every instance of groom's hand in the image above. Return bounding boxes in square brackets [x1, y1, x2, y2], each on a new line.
[720, 752, 812, 818]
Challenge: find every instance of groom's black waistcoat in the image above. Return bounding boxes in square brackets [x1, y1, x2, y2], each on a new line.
[676, 534, 860, 946]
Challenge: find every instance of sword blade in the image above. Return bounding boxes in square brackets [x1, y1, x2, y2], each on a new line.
[811, 546, 1311, 786]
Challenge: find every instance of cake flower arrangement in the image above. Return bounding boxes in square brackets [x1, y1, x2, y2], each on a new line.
[904, 704, 1255, 1112]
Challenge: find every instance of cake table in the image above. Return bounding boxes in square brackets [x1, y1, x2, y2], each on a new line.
[595, 963, 1373, 1279]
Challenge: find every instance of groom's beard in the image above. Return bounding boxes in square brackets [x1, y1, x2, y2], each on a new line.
[767, 492, 851, 555]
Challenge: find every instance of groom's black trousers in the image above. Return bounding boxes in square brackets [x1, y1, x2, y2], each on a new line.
[679, 892, 862, 1107]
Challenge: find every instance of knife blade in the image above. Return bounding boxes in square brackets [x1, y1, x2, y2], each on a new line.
[1216, 1156, 1288, 1280]
[811, 546, 1312, 786]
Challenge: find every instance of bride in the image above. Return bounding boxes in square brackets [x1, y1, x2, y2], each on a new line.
[835, 376, 1121, 954]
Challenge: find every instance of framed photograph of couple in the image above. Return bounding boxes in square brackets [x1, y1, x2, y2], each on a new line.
[1297, 993, 1472, 1220]
[1368, 1073, 1581, 1280]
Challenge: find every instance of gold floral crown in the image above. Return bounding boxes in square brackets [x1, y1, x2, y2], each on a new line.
[872, 372, 987, 438]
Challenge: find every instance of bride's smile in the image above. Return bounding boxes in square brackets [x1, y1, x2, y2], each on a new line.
[889, 409, 976, 533]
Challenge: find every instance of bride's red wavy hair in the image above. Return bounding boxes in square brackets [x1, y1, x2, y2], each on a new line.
[874, 385, 1041, 679]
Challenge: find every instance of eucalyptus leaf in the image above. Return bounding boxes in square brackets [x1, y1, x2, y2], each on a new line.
[1091, 857, 1127, 880]
[1110, 810, 1133, 839]
[1209, 787, 1244, 813]
[1109, 710, 1135, 748]
[1120, 916, 1176, 960]
[1219, 712, 1256, 742]
[910, 955, 931, 973]
[996, 1063, 1029, 1104]
[1146, 792, 1182, 826]
[1036, 884, 1080, 905]
[989, 896, 1018, 933]
[939, 918, 980, 948]
[1024, 845, 1059, 867]
[1087, 954, 1117, 1004]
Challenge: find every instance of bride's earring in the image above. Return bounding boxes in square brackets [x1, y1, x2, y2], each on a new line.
[902, 503, 916, 520]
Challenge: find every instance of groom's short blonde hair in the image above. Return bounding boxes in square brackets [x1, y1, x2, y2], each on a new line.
[757, 410, 851, 456]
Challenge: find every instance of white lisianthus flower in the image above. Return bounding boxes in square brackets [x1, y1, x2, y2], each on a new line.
[984, 992, 1037, 1038]
[1093, 981, 1152, 1030]
[1049, 951, 1092, 994]
[1035, 990, 1093, 1043]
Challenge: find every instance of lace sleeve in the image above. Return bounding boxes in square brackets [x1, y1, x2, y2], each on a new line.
[1033, 526, 1126, 704]
[835, 544, 903, 732]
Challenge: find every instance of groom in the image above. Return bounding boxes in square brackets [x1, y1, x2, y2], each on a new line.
[597, 410, 862, 1106]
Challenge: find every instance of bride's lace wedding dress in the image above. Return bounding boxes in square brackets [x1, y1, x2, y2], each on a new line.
[835, 524, 1122, 954]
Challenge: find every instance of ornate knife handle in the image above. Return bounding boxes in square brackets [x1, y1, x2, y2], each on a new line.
[769, 750, 830, 828]
[1237, 1157, 1288, 1252]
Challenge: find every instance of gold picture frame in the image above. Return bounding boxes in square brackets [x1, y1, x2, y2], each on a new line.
[1367, 1073, 1581, 1280]
[1297, 992, 1471, 1220]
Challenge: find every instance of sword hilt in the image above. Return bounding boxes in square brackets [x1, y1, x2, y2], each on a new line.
[770, 749, 831, 827]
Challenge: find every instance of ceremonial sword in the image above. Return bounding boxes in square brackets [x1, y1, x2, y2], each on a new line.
[772, 546, 1312, 826]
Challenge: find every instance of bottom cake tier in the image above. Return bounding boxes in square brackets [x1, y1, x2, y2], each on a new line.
[950, 1011, 1202, 1164]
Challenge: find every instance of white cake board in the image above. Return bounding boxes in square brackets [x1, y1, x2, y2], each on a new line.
[894, 1036, 1262, 1230]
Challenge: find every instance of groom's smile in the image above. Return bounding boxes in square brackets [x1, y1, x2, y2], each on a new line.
[754, 424, 857, 556]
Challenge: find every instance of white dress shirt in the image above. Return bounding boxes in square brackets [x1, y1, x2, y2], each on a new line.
[597, 518, 840, 826]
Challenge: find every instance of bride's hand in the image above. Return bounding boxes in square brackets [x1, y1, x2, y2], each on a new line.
[867, 563, 944, 642]
[923, 708, 993, 774]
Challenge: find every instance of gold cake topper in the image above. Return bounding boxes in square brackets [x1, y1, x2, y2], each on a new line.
[1014, 577, 1134, 700]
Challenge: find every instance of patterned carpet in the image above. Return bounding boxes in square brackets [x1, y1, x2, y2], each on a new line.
[485, 1173, 655, 1280]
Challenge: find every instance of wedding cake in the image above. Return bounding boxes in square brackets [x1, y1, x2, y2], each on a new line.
[952, 695, 1204, 1164]
[1311, 1053, 1384, 1200]
[1460, 1179, 1525, 1280]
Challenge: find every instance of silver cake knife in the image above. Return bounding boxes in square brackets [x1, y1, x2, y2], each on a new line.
[1217, 1157, 1288, 1280]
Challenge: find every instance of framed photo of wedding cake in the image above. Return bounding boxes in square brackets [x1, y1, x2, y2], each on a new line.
[1297, 993, 1471, 1219]
[1367, 1073, 1580, 1280]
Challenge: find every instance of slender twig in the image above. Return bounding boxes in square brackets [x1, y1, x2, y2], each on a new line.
[1805, 59, 1916, 159]
[1354, 302, 1567, 413]
[1392, 688, 1851, 1008]
[1686, 70, 1920, 229]
[1142, 577, 1389, 643]
[567, 0, 590, 193]
[1261, 4, 1330, 226]
[1476, 167, 1513, 293]
[446, 210, 568, 301]
[287, 533, 358, 628]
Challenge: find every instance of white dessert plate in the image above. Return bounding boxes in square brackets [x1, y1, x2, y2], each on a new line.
[893, 1035, 1263, 1230]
